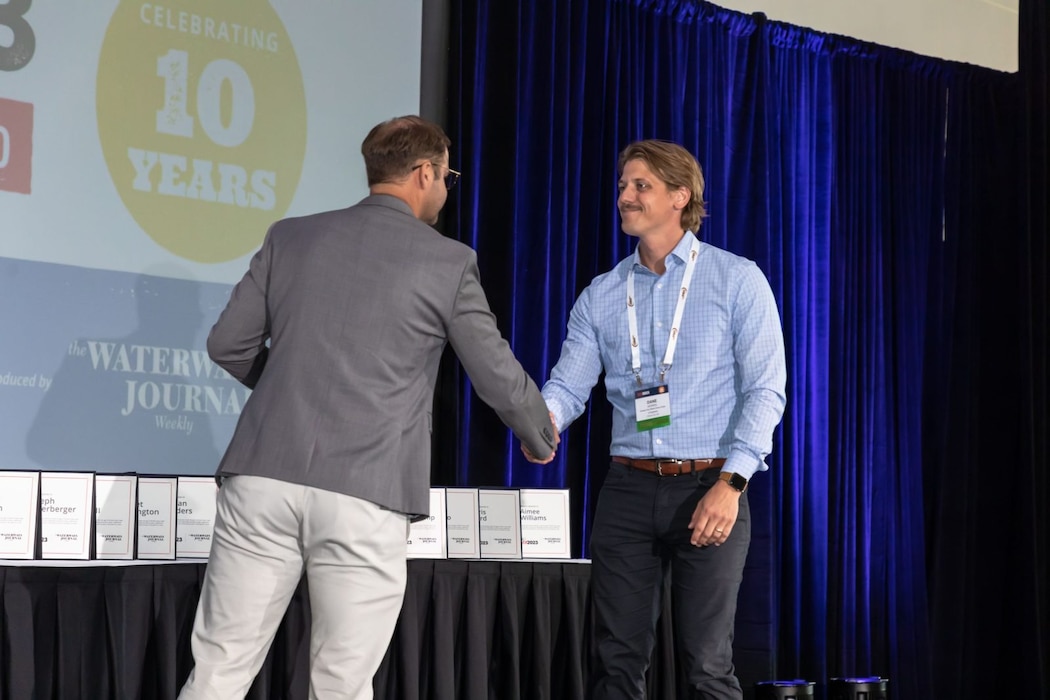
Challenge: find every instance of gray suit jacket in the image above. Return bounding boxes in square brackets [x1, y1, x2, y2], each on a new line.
[207, 195, 555, 518]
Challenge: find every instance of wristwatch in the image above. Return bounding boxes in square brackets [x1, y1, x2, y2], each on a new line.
[718, 471, 748, 493]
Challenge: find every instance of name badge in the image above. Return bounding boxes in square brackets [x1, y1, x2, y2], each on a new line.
[635, 385, 670, 431]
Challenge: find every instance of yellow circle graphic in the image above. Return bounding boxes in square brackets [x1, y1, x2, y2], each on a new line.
[97, 1, 306, 263]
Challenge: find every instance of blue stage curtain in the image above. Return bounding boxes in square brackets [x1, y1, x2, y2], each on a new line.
[922, 0, 1050, 694]
[823, 45, 948, 699]
[440, 0, 1046, 696]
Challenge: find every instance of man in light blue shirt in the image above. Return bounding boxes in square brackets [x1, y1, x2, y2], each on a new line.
[528, 140, 786, 699]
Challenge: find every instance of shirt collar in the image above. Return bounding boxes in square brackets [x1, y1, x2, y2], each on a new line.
[629, 230, 701, 274]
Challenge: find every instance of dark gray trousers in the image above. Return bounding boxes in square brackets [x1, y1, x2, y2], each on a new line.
[589, 460, 751, 700]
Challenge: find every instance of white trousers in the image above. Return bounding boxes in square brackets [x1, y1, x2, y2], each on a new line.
[177, 475, 409, 700]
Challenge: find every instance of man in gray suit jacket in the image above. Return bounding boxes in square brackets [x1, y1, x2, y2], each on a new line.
[178, 115, 558, 700]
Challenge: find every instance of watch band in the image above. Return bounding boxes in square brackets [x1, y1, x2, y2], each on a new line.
[718, 471, 748, 492]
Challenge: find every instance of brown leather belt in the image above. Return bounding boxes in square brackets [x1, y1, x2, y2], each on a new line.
[612, 455, 726, 477]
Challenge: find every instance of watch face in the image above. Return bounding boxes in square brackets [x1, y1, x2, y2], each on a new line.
[721, 472, 747, 491]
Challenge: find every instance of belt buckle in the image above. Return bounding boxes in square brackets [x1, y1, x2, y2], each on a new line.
[656, 459, 682, 477]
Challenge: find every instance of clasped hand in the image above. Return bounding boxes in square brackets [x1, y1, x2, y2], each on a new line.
[521, 411, 560, 464]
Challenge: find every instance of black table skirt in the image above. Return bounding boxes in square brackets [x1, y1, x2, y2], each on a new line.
[0, 560, 768, 699]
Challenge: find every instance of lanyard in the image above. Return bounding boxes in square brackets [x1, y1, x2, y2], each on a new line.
[626, 236, 700, 385]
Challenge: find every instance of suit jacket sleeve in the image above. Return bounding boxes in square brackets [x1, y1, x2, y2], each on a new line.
[207, 229, 273, 388]
[446, 254, 555, 459]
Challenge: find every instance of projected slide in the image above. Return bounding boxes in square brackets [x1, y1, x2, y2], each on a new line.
[0, 0, 422, 474]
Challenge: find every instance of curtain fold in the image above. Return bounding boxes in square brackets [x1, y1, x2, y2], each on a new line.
[924, 4, 1049, 687]
[826, 49, 946, 699]
[762, 23, 834, 686]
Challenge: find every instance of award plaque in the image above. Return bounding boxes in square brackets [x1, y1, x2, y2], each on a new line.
[445, 487, 481, 559]
[478, 488, 522, 560]
[519, 488, 572, 559]
[94, 474, 137, 560]
[406, 487, 448, 559]
[175, 476, 218, 558]
[136, 476, 177, 559]
[40, 471, 95, 560]
[0, 470, 40, 559]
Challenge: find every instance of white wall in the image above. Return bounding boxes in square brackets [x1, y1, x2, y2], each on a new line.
[714, 0, 1018, 72]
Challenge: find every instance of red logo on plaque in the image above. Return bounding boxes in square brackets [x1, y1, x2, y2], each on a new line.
[0, 97, 33, 195]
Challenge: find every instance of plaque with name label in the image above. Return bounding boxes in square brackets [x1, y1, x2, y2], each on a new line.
[519, 488, 572, 559]
[137, 476, 177, 559]
[176, 476, 217, 558]
[479, 488, 522, 560]
[445, 487, 480, 559]
[95, 474, 137, 560]
[40, 472, 95, 560]
[406, 487, 448, 559]
[0, 471, 40, 559]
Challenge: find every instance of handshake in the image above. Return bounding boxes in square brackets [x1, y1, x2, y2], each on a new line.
[521, 411, 561, 465]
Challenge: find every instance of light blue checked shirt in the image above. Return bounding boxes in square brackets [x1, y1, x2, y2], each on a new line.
[542, 231, 787, 481]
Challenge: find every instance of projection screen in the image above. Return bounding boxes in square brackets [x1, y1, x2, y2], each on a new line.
[1, 1, 423, 475]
